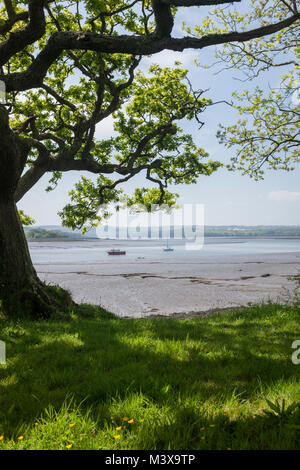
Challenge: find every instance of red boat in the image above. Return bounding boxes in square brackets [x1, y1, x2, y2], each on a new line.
[107, 249, 126, 255]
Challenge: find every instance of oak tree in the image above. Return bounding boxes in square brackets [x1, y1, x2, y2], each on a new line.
[0, 0, 299, 316]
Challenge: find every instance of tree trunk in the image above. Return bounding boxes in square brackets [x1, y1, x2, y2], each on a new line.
[0, 193, 37, 291]
[0, 193, 55, 317]
[0, 193, 74, 317]
[0, 105, 72, 317]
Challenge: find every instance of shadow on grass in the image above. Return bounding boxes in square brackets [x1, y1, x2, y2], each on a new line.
[0, 303, 299, 448]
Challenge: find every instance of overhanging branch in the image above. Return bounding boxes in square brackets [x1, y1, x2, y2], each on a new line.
[0, 0, 48, 66]
[2, 12, 299, 93]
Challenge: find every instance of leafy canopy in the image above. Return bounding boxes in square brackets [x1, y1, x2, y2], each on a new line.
[188, 0, 299, 178]
[58, 64, 220, 231]
[0, 0, 299, 226]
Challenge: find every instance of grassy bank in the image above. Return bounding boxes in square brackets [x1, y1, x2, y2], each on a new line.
[0, 302, 299, 450]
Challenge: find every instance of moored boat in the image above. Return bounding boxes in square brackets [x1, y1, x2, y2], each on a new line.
[107, 248, 126, 255]
[163, 240, 174, 252]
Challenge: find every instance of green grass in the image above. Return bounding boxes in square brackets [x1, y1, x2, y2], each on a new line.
[0, 302, 300, 450]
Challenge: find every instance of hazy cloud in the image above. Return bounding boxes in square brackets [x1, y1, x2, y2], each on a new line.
[268, 191, 300, 202]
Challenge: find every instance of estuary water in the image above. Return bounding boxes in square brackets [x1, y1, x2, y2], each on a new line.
[29, 237, 300, 317]
[29, 237, 300, 263]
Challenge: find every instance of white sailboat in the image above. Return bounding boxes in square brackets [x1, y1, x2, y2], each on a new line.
[163, 239, 174, 252]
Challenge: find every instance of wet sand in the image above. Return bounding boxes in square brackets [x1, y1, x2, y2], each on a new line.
[30, 241, 300, 317]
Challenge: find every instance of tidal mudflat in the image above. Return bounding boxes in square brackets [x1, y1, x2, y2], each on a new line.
[29, 238, 300, 317]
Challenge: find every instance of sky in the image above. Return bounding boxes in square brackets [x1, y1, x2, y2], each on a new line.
[17, 3, 300, 227]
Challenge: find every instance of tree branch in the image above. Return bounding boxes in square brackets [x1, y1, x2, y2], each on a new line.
[151, 0, 174, 38]
[14, 163, 48, 202]
[0, 0, 49, 66]
[2, 12, 299, 93]
[0, 12, 29, 35]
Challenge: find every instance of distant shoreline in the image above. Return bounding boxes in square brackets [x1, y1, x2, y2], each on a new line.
[27, 237, 98, 242]
[25, 225, 300, 241]
[27, 235, 300, 242]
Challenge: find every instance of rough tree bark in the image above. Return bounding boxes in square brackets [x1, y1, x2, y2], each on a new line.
[0, 105, 69, 316]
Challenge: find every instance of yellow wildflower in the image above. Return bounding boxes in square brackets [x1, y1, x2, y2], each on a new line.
[116, 426, 122, 431]
[69, 424, 75, 428]
[139, 419, 144, 422]
[114, 435, 121, 439]
[18, 436, 24, 440]
[66, 444, 72, 449]
[0, 436, 4, 440]
[123, 417, 129, 421]
[128, 419, 134, 424]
